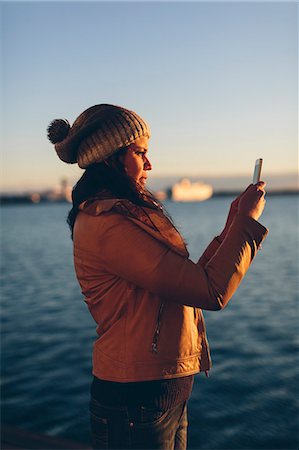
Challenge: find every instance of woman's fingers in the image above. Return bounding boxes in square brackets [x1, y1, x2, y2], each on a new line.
[230, 181, 266, 219]
[231, 184, 252, 207]
[238, 183, 255, 199]
[255, 181, 266, 191]
[238, 181, 267, 221]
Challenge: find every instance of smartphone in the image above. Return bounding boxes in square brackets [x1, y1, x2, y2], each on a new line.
[253, 158, 263, 184]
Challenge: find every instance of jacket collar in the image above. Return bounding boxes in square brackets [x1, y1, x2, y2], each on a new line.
[79, 196, 189, 258]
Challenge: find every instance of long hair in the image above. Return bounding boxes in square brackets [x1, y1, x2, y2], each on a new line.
[67, 148, 164, 239]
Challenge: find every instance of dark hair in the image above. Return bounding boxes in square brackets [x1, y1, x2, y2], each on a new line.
[67, 148, 164, 239]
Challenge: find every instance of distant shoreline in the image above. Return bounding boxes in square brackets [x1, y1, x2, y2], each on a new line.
[212, 189, 299, 197]
[1, 189, 298, 205]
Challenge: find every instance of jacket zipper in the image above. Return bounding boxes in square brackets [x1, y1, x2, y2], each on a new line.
[199, 309, 212, 376]
[152, 302, 164, 354]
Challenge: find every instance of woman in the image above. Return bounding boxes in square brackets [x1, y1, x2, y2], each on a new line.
[47, 104, 268, 450]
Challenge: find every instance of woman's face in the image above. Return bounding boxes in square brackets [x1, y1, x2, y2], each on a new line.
[121, 136, 152, 187]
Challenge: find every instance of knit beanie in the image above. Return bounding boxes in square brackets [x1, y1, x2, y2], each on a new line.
[47, 104, 151, 169]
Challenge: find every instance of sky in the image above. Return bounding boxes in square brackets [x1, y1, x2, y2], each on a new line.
[1, 1, 298, 193]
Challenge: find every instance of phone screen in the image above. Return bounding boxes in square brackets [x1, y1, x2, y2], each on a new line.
[253, 158, 263, 184]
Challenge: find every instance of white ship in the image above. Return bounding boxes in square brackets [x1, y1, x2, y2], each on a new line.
[171, 178, 213, 202]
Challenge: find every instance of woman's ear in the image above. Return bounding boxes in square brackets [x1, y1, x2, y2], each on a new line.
[117, 153, 125, 165]
[117, 150, 128, 169]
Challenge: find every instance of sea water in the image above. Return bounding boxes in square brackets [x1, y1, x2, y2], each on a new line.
[1, 196, 298, 449]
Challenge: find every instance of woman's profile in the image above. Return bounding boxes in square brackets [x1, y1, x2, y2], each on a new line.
[47, 104, 268, 450]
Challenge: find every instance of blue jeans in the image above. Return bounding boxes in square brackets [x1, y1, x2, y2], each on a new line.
[89, 396, 188, 450]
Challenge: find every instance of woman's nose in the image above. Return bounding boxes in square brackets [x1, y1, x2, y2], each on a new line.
[144, 156, 152, 171]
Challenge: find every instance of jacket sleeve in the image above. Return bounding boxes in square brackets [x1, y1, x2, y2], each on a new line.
[197, 237, 221, 267]
[99, 212, 268, 311]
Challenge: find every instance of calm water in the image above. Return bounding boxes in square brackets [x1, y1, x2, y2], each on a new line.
[1, 196, 298, 449]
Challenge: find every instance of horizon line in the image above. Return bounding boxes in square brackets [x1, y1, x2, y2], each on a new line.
[148, 170, 298, 178]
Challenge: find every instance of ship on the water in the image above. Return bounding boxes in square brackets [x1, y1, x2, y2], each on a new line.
[171, 178, 213, 202]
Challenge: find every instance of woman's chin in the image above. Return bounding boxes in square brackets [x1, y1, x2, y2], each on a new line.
[139, 177, 147, 187]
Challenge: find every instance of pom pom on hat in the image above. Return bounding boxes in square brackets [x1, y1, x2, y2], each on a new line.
[47, 119, 70, 144]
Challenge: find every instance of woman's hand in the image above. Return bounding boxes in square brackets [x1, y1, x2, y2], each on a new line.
[218, 182, 266, 242]
[238, 181, 266, 221]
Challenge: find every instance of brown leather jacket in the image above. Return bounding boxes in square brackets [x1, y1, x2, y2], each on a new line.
[73, 197, 268, 382]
